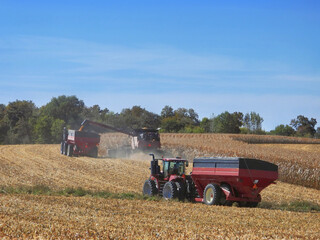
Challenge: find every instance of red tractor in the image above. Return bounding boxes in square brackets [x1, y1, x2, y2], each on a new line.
[143, 154, 278, 207]
[143, 154, 196, 201]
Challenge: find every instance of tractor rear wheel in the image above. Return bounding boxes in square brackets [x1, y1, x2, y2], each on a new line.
[162, 181, 178, 200]
[143, 179, 158, 196]
[203, 183, 222, 205]
[67, 144, 73, 157]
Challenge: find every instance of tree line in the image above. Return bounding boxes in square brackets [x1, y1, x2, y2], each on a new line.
[0, 95, 319, 144]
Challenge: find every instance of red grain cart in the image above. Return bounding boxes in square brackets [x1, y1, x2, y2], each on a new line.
[143, 155, 278, 207]
[61, 130, 100, 157]
[191, 157, 278, 207]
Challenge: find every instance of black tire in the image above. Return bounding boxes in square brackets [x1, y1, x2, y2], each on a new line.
[60, 142, 64, 154]
[67, 144, 73, 157]
[142, 179, 158, 196]
[90, 146, 98, 158]
[175, 181, 186, 201]
[220, 184, 233, 206]
[63, 143, 68, 155]
[203, 183, 222, 205]
[246, 201, 259, 208]
[162, 181, 178, 200]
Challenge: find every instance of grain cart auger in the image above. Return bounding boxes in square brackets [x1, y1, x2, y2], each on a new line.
[61, 120, 161, 158]
[143, 155, 278, 207]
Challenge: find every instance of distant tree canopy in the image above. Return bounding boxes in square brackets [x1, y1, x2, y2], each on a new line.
[270, 124, 295, 136]
[160, 107, 200, 132]
[243, 112, 264, 134]
[0, 95, 318, 144]
[211, 111, 243, 133]
[290, 115, 317, 137]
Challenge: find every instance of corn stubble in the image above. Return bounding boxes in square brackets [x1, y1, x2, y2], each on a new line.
[0, 134, 320, 239]
[0, 194, 319, 239]
[161, 133, 320, 189]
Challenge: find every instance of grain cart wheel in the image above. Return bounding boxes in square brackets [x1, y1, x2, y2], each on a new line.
[67, 144, 73, 157]
[175, 181, 186, 201]
[220, 184, 233, 206]
[63, 143, 68, 155]
[60, 142, 64, 154]
[203, 183, 222, 205]
[90, 146, 98, 158]
[162, 181, 178, 200]
[246, 202, 259, 208]
[142, 180, 158, 196]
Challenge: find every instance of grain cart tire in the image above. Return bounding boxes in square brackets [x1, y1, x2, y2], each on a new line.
[67, 144, 73, 157]
[246, 202, 259, 208]
[220, 184, 233, 206]
[204, 183, 222, 205]
[143, 180, 158, 196]
[60, 142, 64, 154]
[162, 181, 178, 200]
[175, 181, 186, 201]
[63, 143, 68, 155]
[90, 146, 98, 158]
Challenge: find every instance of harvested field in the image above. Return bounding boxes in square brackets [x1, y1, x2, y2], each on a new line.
[0, 144, 149, 192]
[0, 136, 320, 239]
[1, 194, 319, 239]
[160, 133, 320, 189]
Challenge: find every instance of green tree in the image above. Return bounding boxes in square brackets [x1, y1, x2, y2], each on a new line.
[270, 124, 295, 136]
[200, 117, 211, 133]
[120, 106, 161, 129]
[243, 112, 264, 134]
[82, 104, 110, 122]
[160, 107, 200, 132]
[0, 104, 8, 143]
[290, 115, 317, 137]
[212, 111, 243, 133]
[3, 100, 37, 144]
[41, 95, 84, 128]
[34, 115, 55, 143]
[315, 127, 320, 139]
[161, 105, 174, 118]
[51, 119, 66, 143]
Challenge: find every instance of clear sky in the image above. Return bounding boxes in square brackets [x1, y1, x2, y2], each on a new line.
[0, 0, 319, 130]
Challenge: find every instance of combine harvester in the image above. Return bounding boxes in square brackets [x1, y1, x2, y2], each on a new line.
[61, 120, 161, 158]
[143, 154, 278, 207]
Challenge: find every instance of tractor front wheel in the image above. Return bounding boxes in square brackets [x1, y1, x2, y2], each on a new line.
[143, 179, 158, 196]
[203, 183, 222, 205]
[162, 181, 178, 200]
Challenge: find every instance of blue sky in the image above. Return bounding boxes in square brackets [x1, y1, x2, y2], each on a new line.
[0, 1, 319, 130]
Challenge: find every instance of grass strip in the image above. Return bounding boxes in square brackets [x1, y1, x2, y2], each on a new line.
[1, 185, 319, 212]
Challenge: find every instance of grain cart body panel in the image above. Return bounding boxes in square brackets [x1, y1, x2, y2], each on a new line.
[191, 157, 278, 203]
[67, 130, 100, 156]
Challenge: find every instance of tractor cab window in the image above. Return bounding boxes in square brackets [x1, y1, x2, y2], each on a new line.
[163, 161, 185, 178]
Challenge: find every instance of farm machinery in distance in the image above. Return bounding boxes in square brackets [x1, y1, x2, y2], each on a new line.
[61, 120, 161, 158]
[143, 154, 278, 207]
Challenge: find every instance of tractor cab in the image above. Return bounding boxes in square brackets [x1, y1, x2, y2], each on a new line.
[149, 154, 188, 181]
